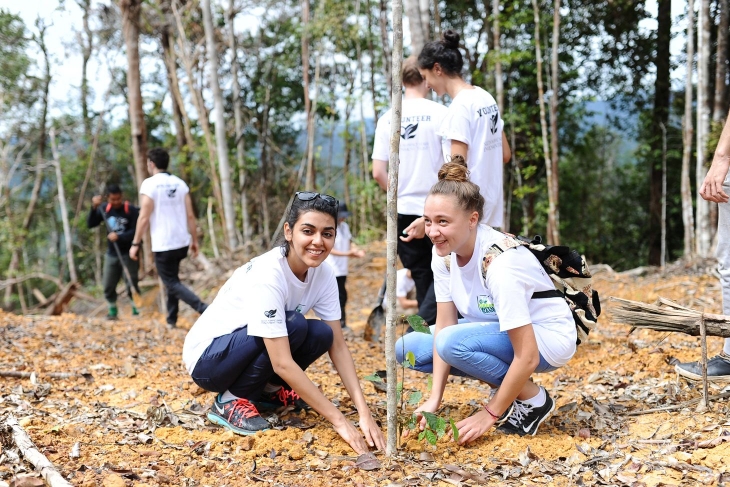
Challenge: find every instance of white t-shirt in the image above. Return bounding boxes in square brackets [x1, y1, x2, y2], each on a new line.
[325, 221, 351, 277]
[372, 98, 448, 216]
[383, 268, 416, 308]
[183, 247, 341, 374]
[438, 87, 504, 227]
[432, 225, 576, 367]
[139, 173, 192, 252]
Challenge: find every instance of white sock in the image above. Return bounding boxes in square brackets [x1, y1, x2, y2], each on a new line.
[263, 383, 282, 394]
[723, 338, 730, 356]
[521, 386, 546, 407]
[220, 390, 239, 403]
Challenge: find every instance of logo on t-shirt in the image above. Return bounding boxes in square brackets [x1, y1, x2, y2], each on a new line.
[167, 188, 177, 198]
[477, 295, 495, 314]
[295, 304, 303, 313]
[401, 123, 418, 140]
[245, 261, 253, 273]
[489, 113, 499, 134]
[264, 309, 277, 318]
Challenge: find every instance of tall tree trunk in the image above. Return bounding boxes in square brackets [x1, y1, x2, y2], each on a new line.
[532, 0, 557, 243]
[302, 0, 316, 189]
[171, 0, 225, 231]
[386, 0, 403, 458]
[548, 0, 560, 244]
[50, 129, 78, 283]
[682, 0, 696, 258]
[404, 0, 427, 55]
[78, 0, 93, 142]
[202, 0, 237, 250]
[660, 122, 668, 267]
[3, 28, 51, 309]
[120, 0, 152, 272]
[491, 0, 503, 111]
[648, 0, 671, 265]
[697, 0, 712, 256]
[714, 0, 729, 122]
[433, 0, 441, 36]
[228, 0, 252, 243]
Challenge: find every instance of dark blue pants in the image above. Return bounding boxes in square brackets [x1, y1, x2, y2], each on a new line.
[190, 311, 334, 399]
[154, 246, 207, 326]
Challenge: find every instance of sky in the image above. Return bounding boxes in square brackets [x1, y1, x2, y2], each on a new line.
[0, 0, 700, 122]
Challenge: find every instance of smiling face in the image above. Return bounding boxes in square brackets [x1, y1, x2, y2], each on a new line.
[424, 194, 479, 258]
[284, 210, 337, 280]
[419, 64, 446, 97]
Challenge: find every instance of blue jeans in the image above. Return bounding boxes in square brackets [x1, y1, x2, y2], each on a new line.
[191, 311, 334, 399]
[395, 322, 557, 386]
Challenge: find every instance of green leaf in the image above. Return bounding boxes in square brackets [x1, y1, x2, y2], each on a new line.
[407, 414, 418, 430]
[405, 351, 416, 368]
[424, 429, 438, 445]
[407, 390, 423, 405]
[418, 430, 426, 442]
[435, 417, 446, 436]
[450, 418, 459, 442]
[421, 411, 438, 431]
[396, 382, 403, 393]
[363, 374, 383, 382]
[407, 315, 431, 334]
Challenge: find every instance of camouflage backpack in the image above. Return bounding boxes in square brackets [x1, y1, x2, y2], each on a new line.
[444, 233, 601, 345]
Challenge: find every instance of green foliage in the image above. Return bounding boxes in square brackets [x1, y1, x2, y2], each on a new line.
[406, 315, 430, 334]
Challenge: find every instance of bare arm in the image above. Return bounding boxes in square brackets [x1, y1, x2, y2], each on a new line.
[129, 194, 153, 261]
[372, 159, 388, 191]
[700, 110, 730, 203]
[397, 296, 419, 309]
[184, 193, 199, 257]
[502, 132, 512, 164]
[450, 140, 468, 161]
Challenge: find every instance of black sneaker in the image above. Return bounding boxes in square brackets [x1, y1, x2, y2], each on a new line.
[207, 395, 270, 435]
[675, 352, 730, 382]
[252, 387, 310, 413]
[498, 388, 555, 436]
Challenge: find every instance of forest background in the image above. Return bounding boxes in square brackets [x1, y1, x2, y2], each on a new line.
[0, 0, 728, 312]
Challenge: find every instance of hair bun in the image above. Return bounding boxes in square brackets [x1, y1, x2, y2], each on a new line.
[442, 30, 460, 50]
[438, 156, 470, 182]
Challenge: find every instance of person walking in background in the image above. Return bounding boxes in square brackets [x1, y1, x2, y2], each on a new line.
[372, 56, 447, 325]
[676, 111, 730, 381]
[87, 184, 140, 319]
[324, 201, 365, 329]
[382, 268, 418, 312]
[129, 148, 208, 328]
[417, 29, 512, 228]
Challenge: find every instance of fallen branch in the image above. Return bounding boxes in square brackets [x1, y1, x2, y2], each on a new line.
[0, 370, 74, 380]
[3, 415, 73, 486]
[609, 297, 730, 338]
[44, 281, 78, 316]
[622, 391, 730, 416]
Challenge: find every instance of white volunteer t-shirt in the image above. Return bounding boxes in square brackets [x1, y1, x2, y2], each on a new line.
[383, 268, 416, 308]
[139, 173, 192, 252]
[183, 246, 341, 374]
[432, 225, 576, 366]
[324, 221, 351, 277]
[439, 87, 504, 227]
[372, 98, 448, 216]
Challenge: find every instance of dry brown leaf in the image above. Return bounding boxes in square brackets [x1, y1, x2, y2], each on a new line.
[355, 452, 381, 471]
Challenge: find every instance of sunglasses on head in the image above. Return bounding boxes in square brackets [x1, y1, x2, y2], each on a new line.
[295, 191, 337, 207]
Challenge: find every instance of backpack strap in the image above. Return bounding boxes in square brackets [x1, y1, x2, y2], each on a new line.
[104, 201, 130, 215]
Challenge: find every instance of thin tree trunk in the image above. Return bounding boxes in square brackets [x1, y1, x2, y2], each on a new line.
[228, 0, 252, 243]
[79, 0, 93, 142]
[207, 198, 220, 259]
[120, 0, 152, 273]
[379, 0, 392, 94]
[302, 0, 315, 189]
[3, 27, 51, 309]
[682, 0, 696, 258]
[491, 0, 503, 111]
[202, 0, 237, 250]
[50, 129, 78, 283]
[532, 0, 557, 243]
[697, 0, 712, 256]
[404, 0, 426, 54]
[713, 0, 728, 123]
[433, 0, 441, 36]
[549, 0, 560, 244]
[386, 0, 403, 458]
[356, 0, 371, 233]
[660, 122, 667, 267]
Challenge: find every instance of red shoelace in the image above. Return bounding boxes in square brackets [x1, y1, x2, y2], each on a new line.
[227, 398, 260, 419]
[275, 387, 301, 407]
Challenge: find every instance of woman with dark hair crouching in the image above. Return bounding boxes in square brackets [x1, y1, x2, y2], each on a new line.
[183, 192, 385, 454]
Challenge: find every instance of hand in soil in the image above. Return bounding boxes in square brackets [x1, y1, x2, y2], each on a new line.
[333, 416, 371, 454]
[454, 408, 496, 445]
[402, 396, 440, 437]
[358, 412, 385, 451]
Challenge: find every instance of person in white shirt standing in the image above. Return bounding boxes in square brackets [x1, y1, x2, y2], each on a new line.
[129, 148, 208, 327]
[417, 30, 512, 228]
[324, 201, 365, 328]
[372, 57, 447, 325]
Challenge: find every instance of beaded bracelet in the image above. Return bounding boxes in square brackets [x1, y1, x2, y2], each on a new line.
[484, 405, 500, 420]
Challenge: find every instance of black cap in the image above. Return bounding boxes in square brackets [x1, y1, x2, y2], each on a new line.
[338, 200, 351, 218]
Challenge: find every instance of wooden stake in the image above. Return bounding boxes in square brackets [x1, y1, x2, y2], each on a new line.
[698, 313, 709, 411]
[3, 415, 73, 486]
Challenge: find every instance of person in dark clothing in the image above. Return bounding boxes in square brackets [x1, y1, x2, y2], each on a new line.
[87, 184, 140, 319]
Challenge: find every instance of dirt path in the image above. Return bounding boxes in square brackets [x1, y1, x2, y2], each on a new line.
[1, 245, 729, 486]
